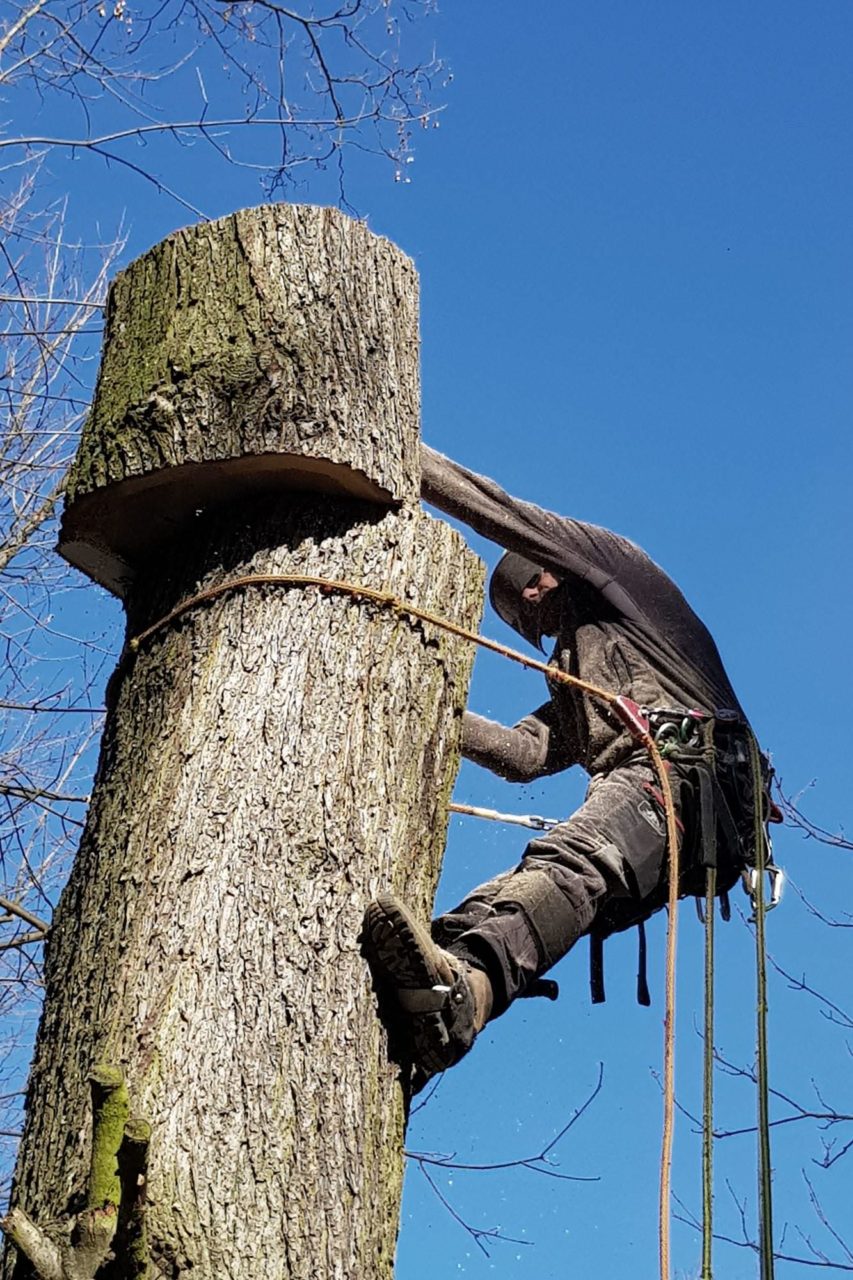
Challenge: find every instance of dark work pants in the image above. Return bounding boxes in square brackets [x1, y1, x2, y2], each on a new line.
[432, 761, 681, 1015]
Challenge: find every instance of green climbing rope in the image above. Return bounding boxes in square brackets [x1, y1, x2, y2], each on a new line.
[702, 864, 716, 1280]
[749, 730, 775, 1280]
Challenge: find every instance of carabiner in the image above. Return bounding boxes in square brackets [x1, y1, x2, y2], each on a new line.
[743, 864, 784, 921]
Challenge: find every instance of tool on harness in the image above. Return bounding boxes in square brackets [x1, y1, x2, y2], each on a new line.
[744, 864, 784, 918]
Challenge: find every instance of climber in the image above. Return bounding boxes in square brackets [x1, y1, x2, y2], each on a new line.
[363, 445, 777, 1087]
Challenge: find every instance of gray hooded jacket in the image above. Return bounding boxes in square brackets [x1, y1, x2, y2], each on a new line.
[421, 445, 747, 778]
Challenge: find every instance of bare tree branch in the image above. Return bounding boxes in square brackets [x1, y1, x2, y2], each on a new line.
[406, 1062, 604, 1182]
[674, 1186, 853, 1272]
[777, 781, 853, 852]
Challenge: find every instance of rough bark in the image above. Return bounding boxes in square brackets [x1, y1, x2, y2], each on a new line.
[59, 204, 421, 596]
[7, 206, 485, 1280]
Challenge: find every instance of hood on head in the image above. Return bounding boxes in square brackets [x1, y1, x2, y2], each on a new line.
[489, 551, 547, 650]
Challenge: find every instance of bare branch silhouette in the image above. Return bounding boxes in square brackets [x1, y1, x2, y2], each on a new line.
[674, 1180, 853, 1272]
[406, 1061, 603, 1182]
[776, 781, 853, 853]
[405, 1065, 603, 1254]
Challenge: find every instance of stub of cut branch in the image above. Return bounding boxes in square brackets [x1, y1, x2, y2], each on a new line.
[0, 1203, 119, 1280]
[0, 1207, 63, 1280]
[69, 1204, 119, 1279]
[1, 1067, 150, 1280]
[88, 1065, 129, 1210]
[114, 1117, 152, 1280]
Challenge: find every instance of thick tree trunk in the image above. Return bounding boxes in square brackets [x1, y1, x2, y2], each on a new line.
[5, 207, 484, 1280]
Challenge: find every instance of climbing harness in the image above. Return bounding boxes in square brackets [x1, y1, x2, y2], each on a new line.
[645, 707, 783, 909]
[127, 571, 779, 1280]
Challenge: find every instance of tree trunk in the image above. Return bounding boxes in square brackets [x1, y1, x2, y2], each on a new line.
[5, 206, 484, 1280]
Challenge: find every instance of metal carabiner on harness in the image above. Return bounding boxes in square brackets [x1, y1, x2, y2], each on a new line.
[743, 781, 785, 921]
[743, 863, 785, 920]
[643, 706, 707, 753]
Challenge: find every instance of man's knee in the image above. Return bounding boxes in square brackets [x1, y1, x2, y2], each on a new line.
[489, 867, 592, 968]
[431, 870, 516, 948]
[521, 827, 612, 911]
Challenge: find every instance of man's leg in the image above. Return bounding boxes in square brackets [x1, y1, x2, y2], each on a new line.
[429, 869, 516, 949]
[364, 760, 674, 1077]
[447, 761, 671, 1014]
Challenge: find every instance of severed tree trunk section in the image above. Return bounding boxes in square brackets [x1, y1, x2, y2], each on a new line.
[59, 205, 421, 597]
[10, 498, 482, 1280]
[7, 205, 485, 1279]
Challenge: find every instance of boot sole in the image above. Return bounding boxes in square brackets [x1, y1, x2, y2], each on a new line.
[364, 894, 477, 1079]
[363, 893, 451, 992]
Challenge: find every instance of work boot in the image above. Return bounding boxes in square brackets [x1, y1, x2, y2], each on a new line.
[363, 893, 493, 1082]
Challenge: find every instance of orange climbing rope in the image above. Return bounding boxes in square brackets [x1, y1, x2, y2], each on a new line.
[128, 570, 682, 1280]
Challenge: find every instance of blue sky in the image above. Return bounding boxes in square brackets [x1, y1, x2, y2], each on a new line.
[11, 2, 853, 1276]
[385, 9, 853, 1278]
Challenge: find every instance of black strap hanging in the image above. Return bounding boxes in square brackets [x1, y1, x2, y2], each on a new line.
[637, 920, 651, 1006]
[590, 932, 606, 1004]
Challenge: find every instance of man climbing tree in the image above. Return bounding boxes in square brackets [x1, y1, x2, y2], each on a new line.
[365, 445, 780, 1086]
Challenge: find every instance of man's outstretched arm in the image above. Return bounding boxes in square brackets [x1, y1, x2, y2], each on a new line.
[420, 444, 567, 568]
[420, 443, 645, 614]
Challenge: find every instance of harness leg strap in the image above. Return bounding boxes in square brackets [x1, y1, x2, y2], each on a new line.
[637, 919, 651, 1006]
[590, 932, 606, 1004]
